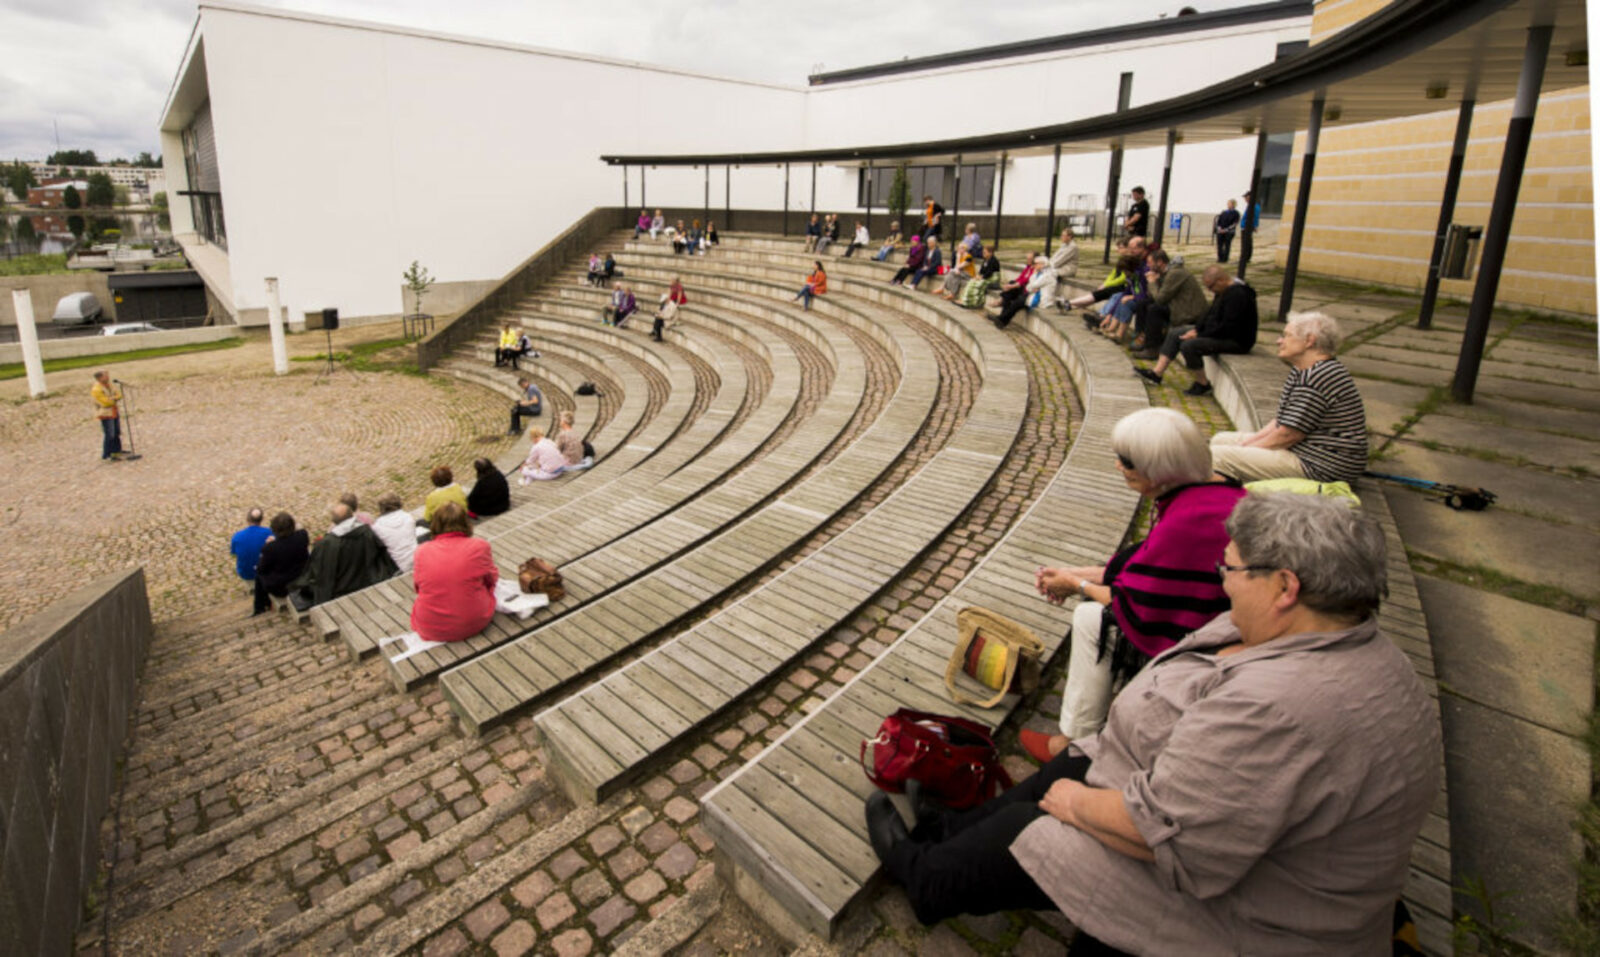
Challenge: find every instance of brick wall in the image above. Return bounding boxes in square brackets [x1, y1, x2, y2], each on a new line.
[0, 569, 153, 955]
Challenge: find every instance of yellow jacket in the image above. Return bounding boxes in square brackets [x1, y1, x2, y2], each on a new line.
[91, 381, 121, 419]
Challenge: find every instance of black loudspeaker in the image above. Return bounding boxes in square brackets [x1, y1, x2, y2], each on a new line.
[322, 307, 340, 331]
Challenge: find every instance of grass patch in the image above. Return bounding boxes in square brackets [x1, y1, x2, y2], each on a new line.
[0, 337, 245, 380]
[0, 253, 72, 276]
[1404, 549, 1591, 616]
[292, 336, 422, 376]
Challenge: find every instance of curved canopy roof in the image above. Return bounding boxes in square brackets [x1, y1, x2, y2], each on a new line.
[602, 0, 1588, 168]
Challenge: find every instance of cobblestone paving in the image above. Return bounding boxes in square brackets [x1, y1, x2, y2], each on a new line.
[0, 361, 517, 632]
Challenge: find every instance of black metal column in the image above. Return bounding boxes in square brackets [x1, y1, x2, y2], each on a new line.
[1238, 129, 1268, 280]
[783, 162, 790, 236]
[1277, 95, 1325, 322]
[1453, 25, 1552, 404]
[1418, 98, 1476, 330]
[1045, 144, 1061, 256]
[864, 161, 873, 234]
[725, 165, 731, 231]
[951, 155, 962, 246]
[1154, 129, 1177, 246]
[1102, 72, 1134, 264]
[993, 152, 1008, 251]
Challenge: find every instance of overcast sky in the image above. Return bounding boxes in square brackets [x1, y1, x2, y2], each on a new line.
[1, 0, 1261, 162]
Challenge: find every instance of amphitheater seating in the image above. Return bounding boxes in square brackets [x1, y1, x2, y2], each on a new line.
[695, 305, 1147, 940]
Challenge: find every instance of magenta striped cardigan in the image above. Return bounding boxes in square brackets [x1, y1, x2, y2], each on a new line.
[1105, 481, 1247, 659]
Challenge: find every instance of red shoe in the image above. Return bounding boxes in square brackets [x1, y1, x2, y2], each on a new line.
[1019, 728, 1057, 764]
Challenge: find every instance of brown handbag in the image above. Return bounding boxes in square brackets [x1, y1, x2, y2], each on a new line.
[944, 606, 1043, 709]
[517, 557, 565, 601]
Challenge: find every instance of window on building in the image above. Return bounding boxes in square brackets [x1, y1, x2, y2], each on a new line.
[1255, 133, 1295, 218]
[857, 164, 997, 211]
[181, 102, 227, 251]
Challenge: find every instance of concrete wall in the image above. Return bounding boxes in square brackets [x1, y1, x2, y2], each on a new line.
[0, 325, 238, 364]
[0, 273, 117, 326]
[0, 568, 153, 957]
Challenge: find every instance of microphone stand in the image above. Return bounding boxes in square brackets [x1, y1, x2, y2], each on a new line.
[113, 380, 143, 461]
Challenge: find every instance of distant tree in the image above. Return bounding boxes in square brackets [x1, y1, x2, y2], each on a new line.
[86, 173, 115, 207]
[67, 214, 85, 238]
[135, 151, 160, 168]
[3, 162, 36, 201]
[48, 149, 98, 167]
[152, 190, 168, 210]
[113, 185, 131, 206]
[887, 164, 911, 223]
[63, 185, 81, 209]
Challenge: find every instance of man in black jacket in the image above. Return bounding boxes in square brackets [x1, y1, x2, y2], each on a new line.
[1133, 266, 1258, 397]
[291, 503, 399, 608]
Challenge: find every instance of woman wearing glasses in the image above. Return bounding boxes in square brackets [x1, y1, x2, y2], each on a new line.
[867, 493, 1438, 954]
[1024, 408, 1245, 763]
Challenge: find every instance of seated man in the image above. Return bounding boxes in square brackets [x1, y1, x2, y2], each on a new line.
[371, 492, 418, 573]
[252, 512, 309, 615]
[510, 329, 539, 369]
[229, 507, 271, 584]
[291, 502, 399, 608]
[1210, 312, 1369, 484]
[508, 377, 543, 435]
[554, 410, 593, 470]
[866, 493, 1439, 955]
[1130, 249, 1206, 354]
[1134, 265, 1256, 396]
[423, 465, 469, 528]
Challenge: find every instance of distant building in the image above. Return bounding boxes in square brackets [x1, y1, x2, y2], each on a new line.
[26, 163, 163, 188]
[27, 180, 92, 209]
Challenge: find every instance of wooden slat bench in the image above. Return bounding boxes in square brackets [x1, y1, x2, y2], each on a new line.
[698, 312, 1148, 941]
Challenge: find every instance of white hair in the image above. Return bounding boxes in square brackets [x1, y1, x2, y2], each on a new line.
[1285, 311, 1343, 354]
[1110, 408, 1213, 489]
[1226, 493, 1387, 619]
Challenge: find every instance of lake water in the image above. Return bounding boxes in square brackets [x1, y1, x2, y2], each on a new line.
[1, 211, 172, 257]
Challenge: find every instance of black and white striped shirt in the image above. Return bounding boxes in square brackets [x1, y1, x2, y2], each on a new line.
[1275, 358, 1368, 482]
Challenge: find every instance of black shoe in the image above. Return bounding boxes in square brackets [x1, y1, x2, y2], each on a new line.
[1129, 349, 1160, 361]
[1134, 366, 1163, 385]
[865, 792, 910, 865]
[1082, 316, 1100, 331]
[1184, 382, 1213, 397]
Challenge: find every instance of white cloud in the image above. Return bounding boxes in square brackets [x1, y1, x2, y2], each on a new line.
[0, 0, 1257, 161]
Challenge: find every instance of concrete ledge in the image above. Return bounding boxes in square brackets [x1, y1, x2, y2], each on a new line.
[0, 325, 239, 365]
[0, 567, 153, 956]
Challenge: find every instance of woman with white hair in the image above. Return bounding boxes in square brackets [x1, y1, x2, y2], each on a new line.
[868, 493, 1439, 955]
[1023, 408, 1246, 762]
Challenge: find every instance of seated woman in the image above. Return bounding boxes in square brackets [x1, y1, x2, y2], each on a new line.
[873, 222, 903, 262]
[803, 213, 822, 252]
[493, 325, 518, 367]
[466, 457, 511, 518]
[409, 502, 497, 643]
[554, 410, 592, 470]
[371, 492, 418, 573]
[867, 493, 1440, 955]
[815, 214, 840, 255]
[793, 261, 827, 311]
[935, 242, 978, 299]
[991, 255, 1055, 329]
[423, 465, 469, 529]
[907, 237, 943, 290]
[1064, 254, 1144, 343]
[670, 220, 689, 254]
[252, 511, 310, 615]
[843, 221, 869, 258]
[634, 209, 651, 239]
[1026, 408, 1244, 761]
[650, 209, 665, 240]
[687, 219, 704, 255]
[604, 283, 637, 327]
[519, 426, 567, 483]
[586, 252, 605, 286]
[704, 221, 720, 249]
[955, 246, 1003, 308]
[888, 236, 925, 285]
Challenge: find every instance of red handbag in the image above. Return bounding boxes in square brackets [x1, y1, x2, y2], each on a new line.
[860, 708, 1013, 811]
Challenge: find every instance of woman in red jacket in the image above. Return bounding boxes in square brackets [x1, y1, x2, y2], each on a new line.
[793, 261, 827, 311]
[410, 502, 498, 642]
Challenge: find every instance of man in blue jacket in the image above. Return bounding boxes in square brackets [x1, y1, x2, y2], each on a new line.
[230, 508, 272, 582]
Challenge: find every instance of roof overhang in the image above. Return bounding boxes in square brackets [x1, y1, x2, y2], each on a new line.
[602, 0, 1588, 168]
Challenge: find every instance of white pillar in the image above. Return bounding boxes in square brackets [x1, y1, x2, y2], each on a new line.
[264, 277, 288, 375]
[12, 290, 47, 398]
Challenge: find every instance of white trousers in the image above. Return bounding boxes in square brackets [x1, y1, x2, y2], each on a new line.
[1209, 431, 1308, 483]
[1060, 600, 1115, 740]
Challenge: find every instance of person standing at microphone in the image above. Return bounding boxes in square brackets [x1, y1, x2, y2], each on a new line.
[91, 370, 126, 461]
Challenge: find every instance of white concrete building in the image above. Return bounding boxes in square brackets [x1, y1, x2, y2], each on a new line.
[158, 1, 1311, 325]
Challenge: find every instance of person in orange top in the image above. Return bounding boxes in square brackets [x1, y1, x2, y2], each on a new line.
[793, 261, 827, 311]
[90, 370, 125, 461]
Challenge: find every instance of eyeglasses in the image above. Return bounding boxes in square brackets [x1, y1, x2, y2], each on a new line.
[1115, 453, 1136, 470]
[1216, 561, 1276, 576]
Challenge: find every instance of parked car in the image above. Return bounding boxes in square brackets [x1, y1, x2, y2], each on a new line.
[100, 322, 164, 336]
[50, 292, 104, 324]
